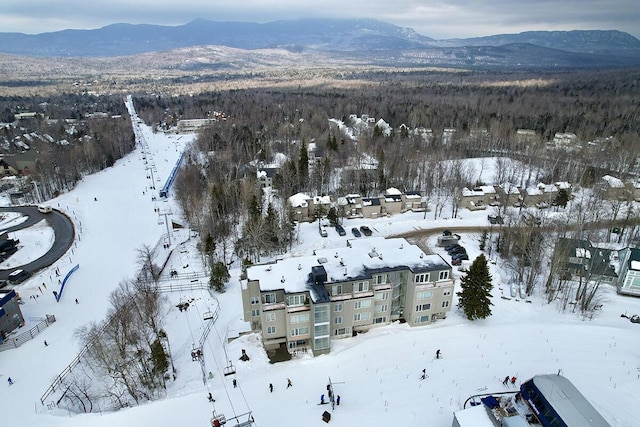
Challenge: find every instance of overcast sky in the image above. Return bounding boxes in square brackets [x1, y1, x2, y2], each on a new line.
[2, 0, 639, 39]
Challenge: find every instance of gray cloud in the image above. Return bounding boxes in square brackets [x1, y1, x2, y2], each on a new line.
[1, 0, 638, 39]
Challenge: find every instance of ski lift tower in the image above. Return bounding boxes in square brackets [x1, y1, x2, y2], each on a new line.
[158, 208, 173, 245]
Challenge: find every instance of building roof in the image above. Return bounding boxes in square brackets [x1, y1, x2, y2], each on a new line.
[531, 375, 611, 427]
[246, 237, 450, 301]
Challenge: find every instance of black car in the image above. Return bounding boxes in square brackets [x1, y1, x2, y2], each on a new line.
[452, 253, 469, 261]
[359, 225, 373, 236]
[351, 227, 361, 237]
[335, 224, 347, 236]
[449, 247, 467, 256]
[444, 243, 460, 251]
[446, 245, 463, 254]
[8, 269, 30, 284]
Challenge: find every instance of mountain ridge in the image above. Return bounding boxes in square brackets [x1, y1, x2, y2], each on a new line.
[0, 18, 638, 69]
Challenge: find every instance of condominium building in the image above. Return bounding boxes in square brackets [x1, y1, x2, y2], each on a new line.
[241, 237, 454, 356]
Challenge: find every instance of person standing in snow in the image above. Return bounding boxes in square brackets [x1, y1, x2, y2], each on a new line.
[208, 392, 215, 402]
[233, 379, 237, 388]
[7, 377, 13, 385]
[421, 369, 427, 380]
[269, 383, 273, 393]
[320, 394, 325, 404]
[502, 376, 510, 386]
[336, 395, 341, 406]
[436, 349, 441, 359]
[286, 378, 292, 388]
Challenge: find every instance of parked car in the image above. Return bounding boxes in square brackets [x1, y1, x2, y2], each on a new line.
[335, 224, 346, 236]
[8, 269, 30, 284]
[452, 253, 469, 261]
[351, 227, 361, 237]
[447, 245, 464, 254]
[320, 228, 328, 237]
[359, 225, 373, 236]
[444, 243, 460, 251]
[449, 247, 467, 256]
[488, 214, 503, 225]
[451, 258, 463, 266]
[37, 205, 53, 214]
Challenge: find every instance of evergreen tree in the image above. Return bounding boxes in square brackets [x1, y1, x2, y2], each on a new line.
[209, 261, 230, 292]
[298, 139, 309, 190]
[457, 254, 493, 320]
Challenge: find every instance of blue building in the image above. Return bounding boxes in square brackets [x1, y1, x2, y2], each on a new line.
[0, 289, 25, 343]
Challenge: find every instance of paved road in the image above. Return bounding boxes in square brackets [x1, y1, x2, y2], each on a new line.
[0, 206, 75, 279]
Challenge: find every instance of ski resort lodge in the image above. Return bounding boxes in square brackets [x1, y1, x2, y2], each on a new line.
[241, 237, 454, 356]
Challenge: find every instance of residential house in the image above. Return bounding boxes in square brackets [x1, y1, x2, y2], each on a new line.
[598, 175, 630, 200]
[257, 167, 278, 190]
[617, 247, 640, 297]
[402, 191, 427, 212]
[361, 197, 382, 219]
[552, 238, 617, 283]
[241, 237, 454, 356]
[339, 194, 363, 218]
[0, 159, 18, 176]
[4, 152, 37, 175]
[495, 183, 522, 207]
[0, 289, 25, 343]
[381, 188, 403, 215]
[456, 186, 497, 211]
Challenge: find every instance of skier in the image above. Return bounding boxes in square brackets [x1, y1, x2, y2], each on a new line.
[208, 392, 215, 402]
[75, 298, 79, 304]
[286, 378, 292, 388]
[511, 376, 517, 385]
[421, 368, 427, 380]
[502, 376, 510, 386]
[44, 340, 48, 346]
[233, 379, 237, 388]
[42, 282, 47, 290]
[7, 377, 13, 385]
[269, 383, 273, 393]
[336, 395, 341, 406]
[436, 349, 441, 359]
[320, 394, 325, 404]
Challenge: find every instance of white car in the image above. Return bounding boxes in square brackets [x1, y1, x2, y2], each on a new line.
[37, 205, 53, 213]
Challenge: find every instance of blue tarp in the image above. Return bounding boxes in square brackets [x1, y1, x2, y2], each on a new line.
[481, 395, 500, 409]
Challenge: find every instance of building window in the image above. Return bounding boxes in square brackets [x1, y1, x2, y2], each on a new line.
[291, 327, 309, 336]
[314, 337, 330, 350]
[334, 327, 348, 336]
[355, 281, 369, 292]
[442, 300, 450, 308]
[315, 323, 330, 336]
[291, 313, 309, 324]
[334, 316, 342, 325]
[287, 294, 305, 306]
[267, 326, 276, 334]
[439, 271, 449, 281]
[375, 274, 387, 284]
[375, 304, 388, 313]
[266, 312, 276, 322]
[416, 290, 433, 299]
[334, 303, 343, 312]
[250, 296, 260, 305]
[354, 312, 371, 321]
[414, 315, 430, 323]
[415, 273, 430, 283]
[354, 300, 371, 309]
[375, 291, 389, 300]
[374, 316, 387, 324]
[263, 293, 276, 304]
[251, 309, 260, 317]
[314, 305, 330, 323]
[443, 289, 452, 296]
[333, 284, 343, 295]
[415, 303, 431, 312]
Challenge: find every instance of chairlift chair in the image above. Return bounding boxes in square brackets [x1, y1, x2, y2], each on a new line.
[203, 311, 214, 321]
[227, 412, 254, 427]
[210, 412, 226, 426]
[223, 361, 236, 377]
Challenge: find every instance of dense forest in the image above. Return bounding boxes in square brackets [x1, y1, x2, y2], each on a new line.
[131, 68, 640, 276]
[0, 93, 134, 199]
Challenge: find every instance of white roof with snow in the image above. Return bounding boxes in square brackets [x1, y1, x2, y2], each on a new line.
[289, 193, 310, 208]
[602, 175, 625, 188]
[246, 237, 449, 296]
[631, 260, 640, 271]
[385, 187, 402, 195]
